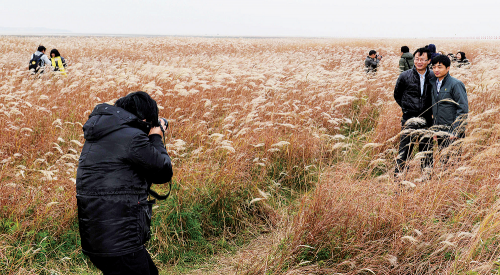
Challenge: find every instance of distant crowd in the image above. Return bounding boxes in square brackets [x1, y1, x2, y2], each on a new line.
[29, 45, 67, 75]
[365, 45, 469, 183]
[364, 43, 470, 74]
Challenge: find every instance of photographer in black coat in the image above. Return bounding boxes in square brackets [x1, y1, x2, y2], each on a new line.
[76, 91, 172, 274]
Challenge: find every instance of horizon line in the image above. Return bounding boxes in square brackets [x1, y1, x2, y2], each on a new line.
[1, 33, 499, 40]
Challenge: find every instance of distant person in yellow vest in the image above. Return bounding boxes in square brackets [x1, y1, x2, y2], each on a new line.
[50, 49, 67, 76]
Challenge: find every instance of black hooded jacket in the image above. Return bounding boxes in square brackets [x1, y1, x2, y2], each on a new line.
[76, 103, 172, 257]
[394, 67, 434, 124]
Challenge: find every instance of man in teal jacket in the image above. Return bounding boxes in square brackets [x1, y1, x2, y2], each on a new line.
[430, 55, 469, 149]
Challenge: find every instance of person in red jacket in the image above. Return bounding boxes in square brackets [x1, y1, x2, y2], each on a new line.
[76, 91, 172, 275]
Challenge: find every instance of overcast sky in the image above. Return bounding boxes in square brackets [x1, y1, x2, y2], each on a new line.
[1, 0, 499, 38]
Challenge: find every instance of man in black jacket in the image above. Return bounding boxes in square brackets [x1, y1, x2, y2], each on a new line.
[76, 91, 173, 274]
[393, 47, 434, 180]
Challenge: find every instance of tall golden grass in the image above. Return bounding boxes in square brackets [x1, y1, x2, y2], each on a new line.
[0, 36, 499, 274]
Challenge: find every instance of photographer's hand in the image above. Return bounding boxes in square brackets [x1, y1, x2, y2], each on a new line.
[149, 122, 164, 138]
[149, 126, 163, 138]
[144, 118, 165, 138]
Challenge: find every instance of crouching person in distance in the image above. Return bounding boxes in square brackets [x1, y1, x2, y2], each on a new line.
[365, 50, 382, 73]
[393, 47, 434, 181]
[29, 45, 52, 74]
[50, 49, 67, 76]
[76, 91, 172, 275]
[430, 55, 468, 150]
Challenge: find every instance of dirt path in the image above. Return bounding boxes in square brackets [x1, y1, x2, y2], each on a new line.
[186, 233, 277, 275]
[177, 230, 335, 275]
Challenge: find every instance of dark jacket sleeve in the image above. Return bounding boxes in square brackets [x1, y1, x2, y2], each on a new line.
[450, 82, 469, 136]
[365, 58, 378, 68]
[394, 74, 405, 107]
[128, 133, 173, 184]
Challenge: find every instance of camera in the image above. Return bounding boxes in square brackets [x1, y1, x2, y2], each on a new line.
[158, 118, 168, 134]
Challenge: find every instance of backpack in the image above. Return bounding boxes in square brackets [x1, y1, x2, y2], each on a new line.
[59, 56, 67, 68]
[404, 58, 411, 71]
[29, 53, 43, 73]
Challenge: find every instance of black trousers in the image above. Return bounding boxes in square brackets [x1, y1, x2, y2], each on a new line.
[88, 248, 158, 275]
[436, 132, 464, 149]
[395, 118, 433, 174]
[434, 132, 465, 164]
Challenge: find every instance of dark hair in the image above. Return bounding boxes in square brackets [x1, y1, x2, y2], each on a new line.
[413, 47, 431, 60]
[428, 44, 436, 53]
[369, 50, 377, 56]
[37, 45, 46, 52]
[457, 51, 466, 61]
[401, 46, 409, 53]
[50, 49, 60, 57]
[115, 91, 159, 125]
[431, 55, 451, 68]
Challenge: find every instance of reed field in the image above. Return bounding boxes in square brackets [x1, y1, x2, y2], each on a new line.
[1, 36, 500, 274]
